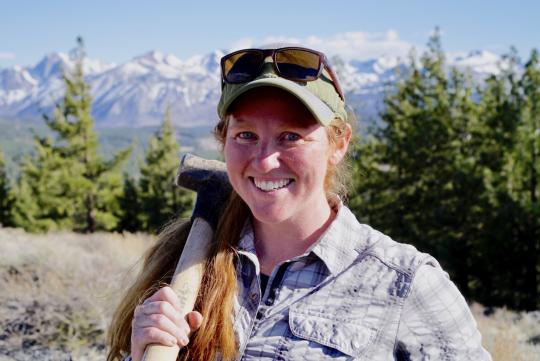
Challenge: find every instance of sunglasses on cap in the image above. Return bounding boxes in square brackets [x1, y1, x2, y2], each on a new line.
[220, 47, 345, 101]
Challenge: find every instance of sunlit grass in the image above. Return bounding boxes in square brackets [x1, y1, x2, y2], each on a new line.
[0, 227, 154, 359]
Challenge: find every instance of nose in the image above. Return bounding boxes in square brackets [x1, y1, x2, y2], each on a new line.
[252, 140, 280, 173]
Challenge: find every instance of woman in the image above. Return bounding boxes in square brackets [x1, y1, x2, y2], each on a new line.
[108, 45, 492, 360]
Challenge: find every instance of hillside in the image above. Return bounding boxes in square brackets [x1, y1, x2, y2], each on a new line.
[0, 118, 219, 180]
[0, 227, 154, 360]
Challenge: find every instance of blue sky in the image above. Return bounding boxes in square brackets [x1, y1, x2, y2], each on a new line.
[1, 0, 538, 67]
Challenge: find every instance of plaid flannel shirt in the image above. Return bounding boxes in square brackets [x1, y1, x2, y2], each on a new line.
[123, 197, 491, 361]
[230, 197, 492, 360]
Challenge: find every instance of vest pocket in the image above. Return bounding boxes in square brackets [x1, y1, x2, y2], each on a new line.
[288, 305, 376, 358]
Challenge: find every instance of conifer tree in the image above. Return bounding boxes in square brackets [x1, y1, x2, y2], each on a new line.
[11, 138, 72, 231]
[345, 32, 540, 309]
[473, 49, 539, 309]
[116, 174, 143, 232]
[139, 108, 194, 232]
[503, 49, 540, 309]
[12, 37, 130, 232]
[349, 30, 483, 297]
[0, 149, 14, 227]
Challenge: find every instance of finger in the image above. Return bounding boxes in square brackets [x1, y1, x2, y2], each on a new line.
[143, 287, 183, 312]
[135, 313, 190, 346]
[186, 311, 204, 333]
[140, 301, 183, 326]
[133, 326, 179, 348]
[138, 301, 192, 336]
[131, 326, 179, 361]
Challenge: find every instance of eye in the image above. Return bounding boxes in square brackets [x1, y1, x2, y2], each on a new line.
[236, 131, 257, 141]
[281, 132, 301, 142]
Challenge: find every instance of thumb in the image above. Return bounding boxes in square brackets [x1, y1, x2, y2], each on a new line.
[186, 311, 204, 333]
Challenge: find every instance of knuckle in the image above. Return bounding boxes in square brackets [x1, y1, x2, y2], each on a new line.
[143, 327, 159, 341]
[156, 301, 169, 314]
[151, 313, 167, 328]
[133, 309, 146, 323]
[178, 322, 190, 336]
[154, 287, 165, 296]
[132, 327, 146, 343]
[134, 304, 144, 315]
[161, 286, 175, 300]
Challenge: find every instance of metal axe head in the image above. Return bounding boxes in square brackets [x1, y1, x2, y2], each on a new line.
[175, 154, 232, 230]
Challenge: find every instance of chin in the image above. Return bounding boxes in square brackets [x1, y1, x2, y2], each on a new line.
[248, 205, 291, 225]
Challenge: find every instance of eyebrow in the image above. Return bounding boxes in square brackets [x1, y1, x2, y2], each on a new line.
[228, 113, 318, 130]
[226, 116, 249, 128]
[229, 115, 246, 123]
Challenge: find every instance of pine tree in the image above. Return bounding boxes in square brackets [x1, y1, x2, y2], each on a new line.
[504, 49, 540, 309]
[12, 37, 130, 232]
[349, 30, 483, 297]
[0, 149, 14, 227]
[348, 32, 539, 309]
[472, 49, 540, 309]
[11, 139, 71, 231]
[116, 174, 143, 232]
[139, 108, 194, 232]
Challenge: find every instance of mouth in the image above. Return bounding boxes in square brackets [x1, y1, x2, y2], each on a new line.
[250, 177, 294, 192]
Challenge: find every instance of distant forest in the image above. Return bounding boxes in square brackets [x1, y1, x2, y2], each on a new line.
[0, 117, 217, 180]
[0, 33, 538, 311]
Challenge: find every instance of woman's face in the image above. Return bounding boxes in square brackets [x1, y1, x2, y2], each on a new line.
[223, 87, 344, 227]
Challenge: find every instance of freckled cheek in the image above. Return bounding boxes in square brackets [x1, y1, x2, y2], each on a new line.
[224, 143, 250, 187]
[281, 148, 322, 170]
[279, 152, 297, 165]
[224, 142, 247, 163]
[290, 149, 329, 185]
[281, 145, 313, 161]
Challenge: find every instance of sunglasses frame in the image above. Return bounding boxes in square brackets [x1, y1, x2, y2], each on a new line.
[220, 47, 345, 101]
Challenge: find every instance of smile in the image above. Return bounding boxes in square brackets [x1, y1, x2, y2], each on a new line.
[251, 177, 293, 192]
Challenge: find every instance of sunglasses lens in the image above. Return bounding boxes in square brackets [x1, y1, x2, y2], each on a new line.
[223, 50, 265, 83]
[275, 49, 321, 81]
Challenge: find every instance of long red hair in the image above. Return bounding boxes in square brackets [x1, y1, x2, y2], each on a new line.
[107, 114, 352, 360]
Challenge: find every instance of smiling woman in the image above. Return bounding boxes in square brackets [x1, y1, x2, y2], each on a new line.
[224, 88, 340, 226]
[222, 87, 351, 275]
[108, 44, 492, 361]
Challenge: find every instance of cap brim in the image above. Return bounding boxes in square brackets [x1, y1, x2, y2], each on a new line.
[221, 77, 335, 126]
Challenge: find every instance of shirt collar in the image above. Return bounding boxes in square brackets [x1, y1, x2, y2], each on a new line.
[307, 195, 368, 274]
[235, 195, 368, 275]
[237, 220, 256, 254]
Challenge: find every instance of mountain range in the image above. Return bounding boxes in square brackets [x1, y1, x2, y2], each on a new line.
[0, 49, 502, 128]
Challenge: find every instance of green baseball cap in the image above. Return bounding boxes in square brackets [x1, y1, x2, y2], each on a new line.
[217, 49, 347, 126]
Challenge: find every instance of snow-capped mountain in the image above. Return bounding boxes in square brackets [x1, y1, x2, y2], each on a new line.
[0, 49, 502, 127]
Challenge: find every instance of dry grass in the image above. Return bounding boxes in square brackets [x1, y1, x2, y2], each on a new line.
[0, 227, 155, 360]
[472, 303, 540, 361]
[0, 227, 539, 360]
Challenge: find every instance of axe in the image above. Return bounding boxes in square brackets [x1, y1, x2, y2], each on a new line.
[141, 153, 231, 361]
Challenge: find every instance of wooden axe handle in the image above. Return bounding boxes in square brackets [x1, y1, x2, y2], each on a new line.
[141, 217, 214, 361]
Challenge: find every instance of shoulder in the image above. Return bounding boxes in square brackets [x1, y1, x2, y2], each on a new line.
[396, 264, 492, 359]
[339, 205, 441, 278]
[361, 226, 441, 277]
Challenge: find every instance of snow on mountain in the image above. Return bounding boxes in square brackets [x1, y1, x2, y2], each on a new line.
[448, 50, 502, 75]
[0, 49, 501, 128]
[85, 49, 224, 126]
[334, 55, 405, 95]
[28, 52, 113, 81]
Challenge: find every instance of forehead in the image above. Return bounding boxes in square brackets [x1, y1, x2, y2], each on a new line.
[227, 87, 318, 127]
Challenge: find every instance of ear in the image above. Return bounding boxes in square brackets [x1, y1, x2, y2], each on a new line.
[329, 123, 352, 165]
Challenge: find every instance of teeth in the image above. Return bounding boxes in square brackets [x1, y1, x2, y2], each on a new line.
[253, 178, 292, 191]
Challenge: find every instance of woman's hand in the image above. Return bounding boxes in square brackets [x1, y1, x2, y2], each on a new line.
[130, 286, 203, 361]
